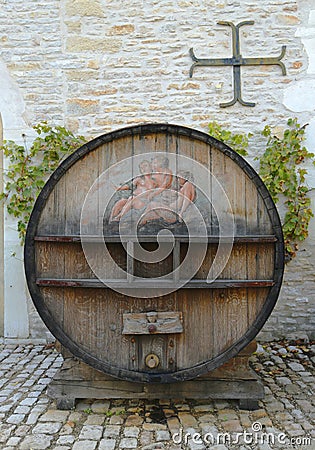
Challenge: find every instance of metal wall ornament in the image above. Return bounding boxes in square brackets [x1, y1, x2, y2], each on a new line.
[189, 21, 287, 107]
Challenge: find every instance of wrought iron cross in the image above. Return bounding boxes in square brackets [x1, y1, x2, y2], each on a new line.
[189, 21, 287, 107]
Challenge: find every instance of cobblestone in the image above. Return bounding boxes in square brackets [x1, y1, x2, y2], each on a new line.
[79, 424, 103, 440]
[124, 426, 140, 437]
[56, 434, 75, 445]
[119, 437, 138, 448]
[32, 421, 63, 434]
[99, 438, 117, 450]
[287, 361, 305, 372]
[72, 440, 97, 450]
[6, 413, 25, 424]
[0, 342, 313, 449]
[19, 433, 53, 449]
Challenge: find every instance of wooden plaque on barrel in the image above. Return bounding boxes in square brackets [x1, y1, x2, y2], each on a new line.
[25, 124, 284, 408]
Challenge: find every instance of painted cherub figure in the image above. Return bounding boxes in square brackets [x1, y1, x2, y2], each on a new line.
[173, 170, 196, 218]
[139, 170, 195, 226]
[109, 160, 156, 222]
[150, 155, 173, 199]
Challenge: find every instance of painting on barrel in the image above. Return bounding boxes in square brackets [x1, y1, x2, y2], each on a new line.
[104, 154, 216, 236]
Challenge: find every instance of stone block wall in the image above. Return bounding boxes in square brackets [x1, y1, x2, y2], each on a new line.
[0, 0, 314, 341]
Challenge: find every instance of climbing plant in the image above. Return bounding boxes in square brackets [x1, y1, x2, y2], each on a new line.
[0, 122, 86, 242]
[208, 118, 315, 261]
[260, 118, 314, 260]
[208, 121, 252, 156]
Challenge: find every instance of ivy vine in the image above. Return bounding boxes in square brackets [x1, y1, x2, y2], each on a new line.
[209, 118, 315, 261]
[0, 122, 86, 242]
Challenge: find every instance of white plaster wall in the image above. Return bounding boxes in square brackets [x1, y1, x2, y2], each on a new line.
[0, 59, 31, 338]
[257, 4, 315, 342]
[283, 6, 315, 243]
[283, 5, 315, 244]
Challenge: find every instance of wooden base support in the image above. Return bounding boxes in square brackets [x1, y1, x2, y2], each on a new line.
[48, 341, 263, 411]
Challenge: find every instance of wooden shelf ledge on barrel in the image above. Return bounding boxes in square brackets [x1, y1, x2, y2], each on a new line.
[24, 123, 284, 410]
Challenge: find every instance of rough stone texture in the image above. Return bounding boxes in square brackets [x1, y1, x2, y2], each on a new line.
[19, 433, 53, 450]
[258, 245, 315, 341]
[65, 0, 104, 17]
[0, 0, 314, 341]
[0, 343, 313, 449]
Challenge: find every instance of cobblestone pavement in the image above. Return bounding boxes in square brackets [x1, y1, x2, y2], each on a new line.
[0, 341, 314, 450]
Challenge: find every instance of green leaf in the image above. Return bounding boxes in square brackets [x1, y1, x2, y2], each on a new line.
[1, 121, 86, 244]
[259, 118, 314, 261]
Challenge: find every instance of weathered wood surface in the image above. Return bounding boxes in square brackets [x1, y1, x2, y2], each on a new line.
[34, 235, 278, 243]
[49, 342, 263, 410]
[36, 279, 275, 288]
[122, 311, 183, 335]
[25, 124, 284, 383]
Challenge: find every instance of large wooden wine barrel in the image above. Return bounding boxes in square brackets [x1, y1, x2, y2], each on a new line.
[25, 124, 284, 383]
